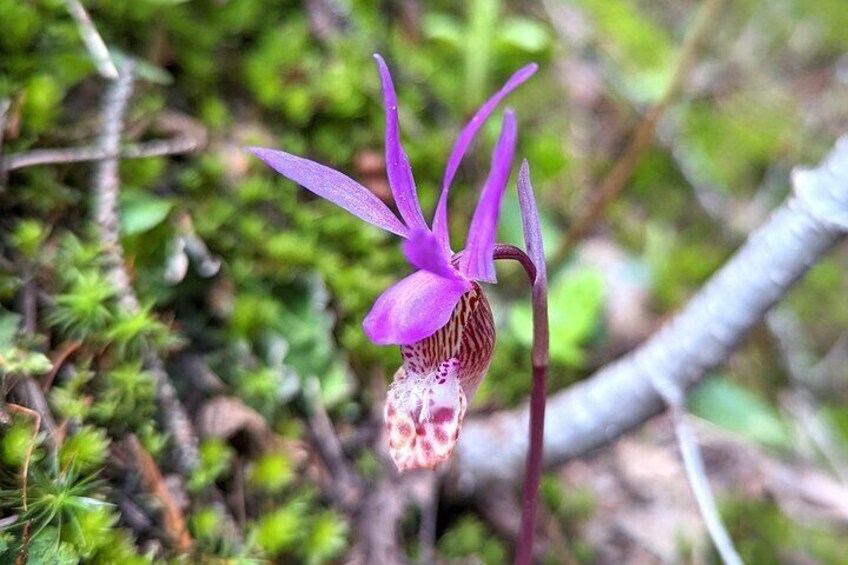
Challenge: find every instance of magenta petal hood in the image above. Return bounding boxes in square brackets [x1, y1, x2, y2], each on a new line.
[247, 54, 537, 470]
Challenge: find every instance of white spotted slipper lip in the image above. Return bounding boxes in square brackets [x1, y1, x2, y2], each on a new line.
[385, 283, 494, 471]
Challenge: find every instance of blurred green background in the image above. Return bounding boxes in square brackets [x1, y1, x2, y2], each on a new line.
[1, 0, 848, 562]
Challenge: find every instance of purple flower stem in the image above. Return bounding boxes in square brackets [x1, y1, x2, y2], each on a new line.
[493, 243, 549, 565]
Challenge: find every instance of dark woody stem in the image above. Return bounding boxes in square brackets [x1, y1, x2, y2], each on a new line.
[493, 243, 549, 565]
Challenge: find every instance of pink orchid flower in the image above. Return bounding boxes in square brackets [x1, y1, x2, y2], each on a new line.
[247, 55, 536, 470]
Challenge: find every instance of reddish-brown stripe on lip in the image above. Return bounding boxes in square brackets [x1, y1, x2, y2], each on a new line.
[400, 283, 495, 397]
[386, 284, 496, 471]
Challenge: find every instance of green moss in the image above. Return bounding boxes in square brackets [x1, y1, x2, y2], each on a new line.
[722, 498, 847, 563]
[1, 420, 37, 468]
[438, 515, 507, 564]
[255, 501, 305, 557]
[249, 452, 295, 494]
[189, 438, 235, 492]
[191, 506, 223, 541]
[301, 511, 348, 564]
[3, 0, 847, 560]
[59, 426, 110, 473]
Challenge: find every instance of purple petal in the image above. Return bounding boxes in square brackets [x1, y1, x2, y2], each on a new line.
[374, 54, 428, 232]
[459, 110, 517, 283]
[432, 63, 538, 251]
[363, 270, 472, 346]
[517, 160, 547, 286]
[246, 146, 408, 237]
[402, 229, 458, 279]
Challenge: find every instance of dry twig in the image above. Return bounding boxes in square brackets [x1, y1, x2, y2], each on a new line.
[5, 404, 41, 512]
[91, 62, 243, 546]
[92, 62, 202, 476]
[304, 378, 362, 510]
[125, 434, 193, 551]
[41, 340, 82, 392]
[64, 0, 119, 80]
[1, 110, 206, 174]
[9, 269, 59, 453]
[555, 0, 727, 261]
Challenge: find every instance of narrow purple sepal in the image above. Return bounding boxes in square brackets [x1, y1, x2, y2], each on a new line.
[459, 110, 517, 283]
[374, 54, 428, 232]
[403, 229, 459, 280]
[363, 269, 471, 345]
[432, 63, 539, 252]
[516, 160, 547, 287]
[246, 146, 408, 237]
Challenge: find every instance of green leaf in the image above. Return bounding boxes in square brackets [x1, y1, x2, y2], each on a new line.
[27, 527, 78, 565]
[11, 219, 48, 259]
[120, 193, 175, 235]
[498, 17, 551, 52]
[0, 311, 21, 349]
[1, 421, 36, 467]
[271, 276, 352, 407]
[422, 13, 464, 49]
[688, 376, 791, 449]
[509, 267, 605, 366]
[189, 438, 234, 491]
[111, 51, 173, 85]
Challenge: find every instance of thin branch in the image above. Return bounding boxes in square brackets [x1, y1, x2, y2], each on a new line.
[1, 133, 203, 173]
[0, 98, 10, 156]
[8, 378, 57, 453]
[455, 135, 848, 485]
[92, 62, 244, 546]
[5, 404, 41, 513]
[304, 377, 362, 511]
[64, 0, 119, 80]
[41, 341, 82, 392]
[666, 107, 848, 488]
[9, 271, 59, 453]
[0, 97, 9, 189]
[92, 62, 201, 476]
[671, 409, 743, 565]
[125, 434, 193, 551]
[555, 0, 727, 261]
[648, 355, 742, 565]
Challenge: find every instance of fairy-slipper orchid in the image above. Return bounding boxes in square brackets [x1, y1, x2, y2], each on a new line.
[247, 55, 536, 470]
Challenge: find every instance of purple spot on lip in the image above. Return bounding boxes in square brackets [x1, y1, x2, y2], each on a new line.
[434, 427, 449, 443]
[430, 408, 456, 424]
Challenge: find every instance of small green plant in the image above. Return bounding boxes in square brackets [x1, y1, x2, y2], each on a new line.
[438, 515, 507, 564]
[189, 438, 235, 492]
[48, 271, 116, 341]
[0, 457, 122, 563]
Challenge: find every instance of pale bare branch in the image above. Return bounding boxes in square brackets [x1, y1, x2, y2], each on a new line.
[672, 408, 744, 565]
[456, 136, 848, 487]
[64, 0, 119, 80]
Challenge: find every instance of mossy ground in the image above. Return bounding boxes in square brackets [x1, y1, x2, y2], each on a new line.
[2, 0, 848, 562]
